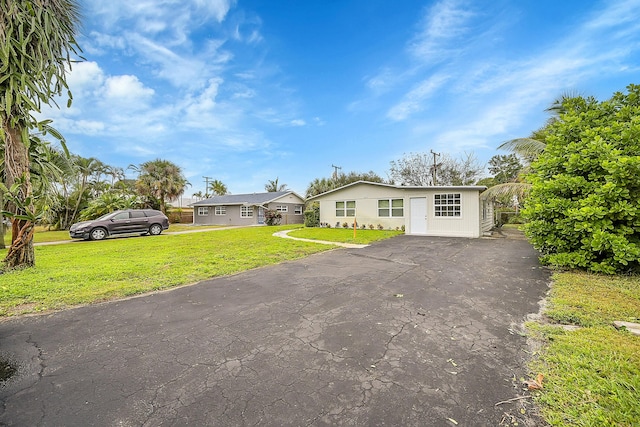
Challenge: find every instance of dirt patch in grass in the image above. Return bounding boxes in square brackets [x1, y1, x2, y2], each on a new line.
[5, 303, 39, 317]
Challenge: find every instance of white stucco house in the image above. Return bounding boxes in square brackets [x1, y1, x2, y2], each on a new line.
[307, 181, 494, 238]
[190, 191, 306, 226]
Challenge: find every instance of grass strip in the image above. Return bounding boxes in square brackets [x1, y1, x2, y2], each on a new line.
[528, 272, 640, 426]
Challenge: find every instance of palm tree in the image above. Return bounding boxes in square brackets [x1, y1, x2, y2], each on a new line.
[480, 94, 580, 203]
[306, 177, 335, 198]
[265, 177, 288, 192]
[1, 0, 81, 269]
[133, 159, 190, 213]
[209, 180, 228, 196]
[479, 138, 545, 202]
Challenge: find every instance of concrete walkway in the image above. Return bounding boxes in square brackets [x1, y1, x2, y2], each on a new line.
[273, 229, 369, 248]
[0, 234, 549, 426]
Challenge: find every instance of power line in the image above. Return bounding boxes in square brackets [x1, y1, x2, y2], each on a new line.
[430, 150, 440, 186]
[203, 176, 213, 197]
[331, 164, 342, 179]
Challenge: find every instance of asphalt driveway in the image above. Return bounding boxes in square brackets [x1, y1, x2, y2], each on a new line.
[0, 234, 549, 426]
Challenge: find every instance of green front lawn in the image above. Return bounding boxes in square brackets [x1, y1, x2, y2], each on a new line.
[528, 272, 640, 426]
[0, 225, 401, 317]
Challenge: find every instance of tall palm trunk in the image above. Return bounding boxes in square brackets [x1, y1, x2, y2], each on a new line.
[3, 123, 35, 268]
[0, 190, 5, 250]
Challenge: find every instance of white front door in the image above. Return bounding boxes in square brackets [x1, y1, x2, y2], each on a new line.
[410, 197, 427, 234]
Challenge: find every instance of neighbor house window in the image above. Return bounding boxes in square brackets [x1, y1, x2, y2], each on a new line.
[276, 205, 288, 212]
[197, 207, 209, 216]
[240, 206, 253, 217]
[336, 200, 356, 217]
[434, 193, 461, 217]
[294, 205, 303, 215]
[378, 199, 404, 217]
[215, 206, 226, 215]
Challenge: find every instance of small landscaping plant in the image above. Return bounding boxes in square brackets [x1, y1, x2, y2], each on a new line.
[303, 202, 320, 227]
[264, 209, 282, 226]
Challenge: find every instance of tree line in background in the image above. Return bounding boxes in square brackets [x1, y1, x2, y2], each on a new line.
[304, 151, 523, 198]
[0, 149, 190, 236]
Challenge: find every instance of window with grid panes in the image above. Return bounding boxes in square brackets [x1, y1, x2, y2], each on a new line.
[434, 193, 461, 217]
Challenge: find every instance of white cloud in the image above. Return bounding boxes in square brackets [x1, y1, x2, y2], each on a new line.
[387, 74, 450, 121]
[90, 0, 232, 33]
[86, 31, 127, 53]
[290, 119, 306, 127]
[409, 0, 475, 61]
[584, 0, 640, 31]
[195, 0, 234, 23]
[313, 117, 326, 126]
[232, 89, 256, 99]
[365, 67, 405, 95]
[103, 75, 155, 103]
[184, 78, 223, 118]
[67, 61, 105, 95]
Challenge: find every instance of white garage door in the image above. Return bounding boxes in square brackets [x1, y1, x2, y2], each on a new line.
[410, 197, 427, 234]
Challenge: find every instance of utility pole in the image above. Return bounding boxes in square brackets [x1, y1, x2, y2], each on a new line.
[203, 176, 213, 197]
[331, 164, 342, 179]
[430, 150, 440, 186]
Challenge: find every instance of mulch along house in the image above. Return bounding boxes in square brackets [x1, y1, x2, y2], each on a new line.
[307, 181, 494, 238]
[190, 191, 306, 226]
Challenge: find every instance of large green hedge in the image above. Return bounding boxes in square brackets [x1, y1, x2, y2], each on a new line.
[523, 84, 640, 274]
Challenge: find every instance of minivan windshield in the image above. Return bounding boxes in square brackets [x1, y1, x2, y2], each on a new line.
[95, 212, 118, 221]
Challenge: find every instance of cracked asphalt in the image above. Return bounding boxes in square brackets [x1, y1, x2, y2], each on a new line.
[0, 234, 549, 426]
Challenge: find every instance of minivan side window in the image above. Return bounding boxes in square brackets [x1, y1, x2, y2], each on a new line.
[113, 212, 129, 220]
[130, 211, 146, 218]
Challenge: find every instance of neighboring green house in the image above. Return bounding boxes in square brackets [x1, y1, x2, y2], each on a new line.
[307, 181, 494, 238]
[190, 191, 305, 226]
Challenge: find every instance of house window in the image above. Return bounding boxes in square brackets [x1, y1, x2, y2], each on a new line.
[240, 206, 253, 217]
[294, 205, 303, 215]
[336, 200, 356, 217]
[378, 199, 404, 217]
[276, 205, 288, 212]
[215, 206, 226, 215]
[197, 207, 209, 216]
[434, 193, 461, 217]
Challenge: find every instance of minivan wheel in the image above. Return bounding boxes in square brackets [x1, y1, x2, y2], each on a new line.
[90, 227, 107, 241]
[149, 224, 163, 236]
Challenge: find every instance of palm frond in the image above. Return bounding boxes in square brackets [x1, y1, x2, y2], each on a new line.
[480, 182, 532, 201]
[498, 138, 546, 158]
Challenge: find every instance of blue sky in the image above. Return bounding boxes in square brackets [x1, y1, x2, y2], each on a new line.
[40, 0, 640, 196]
